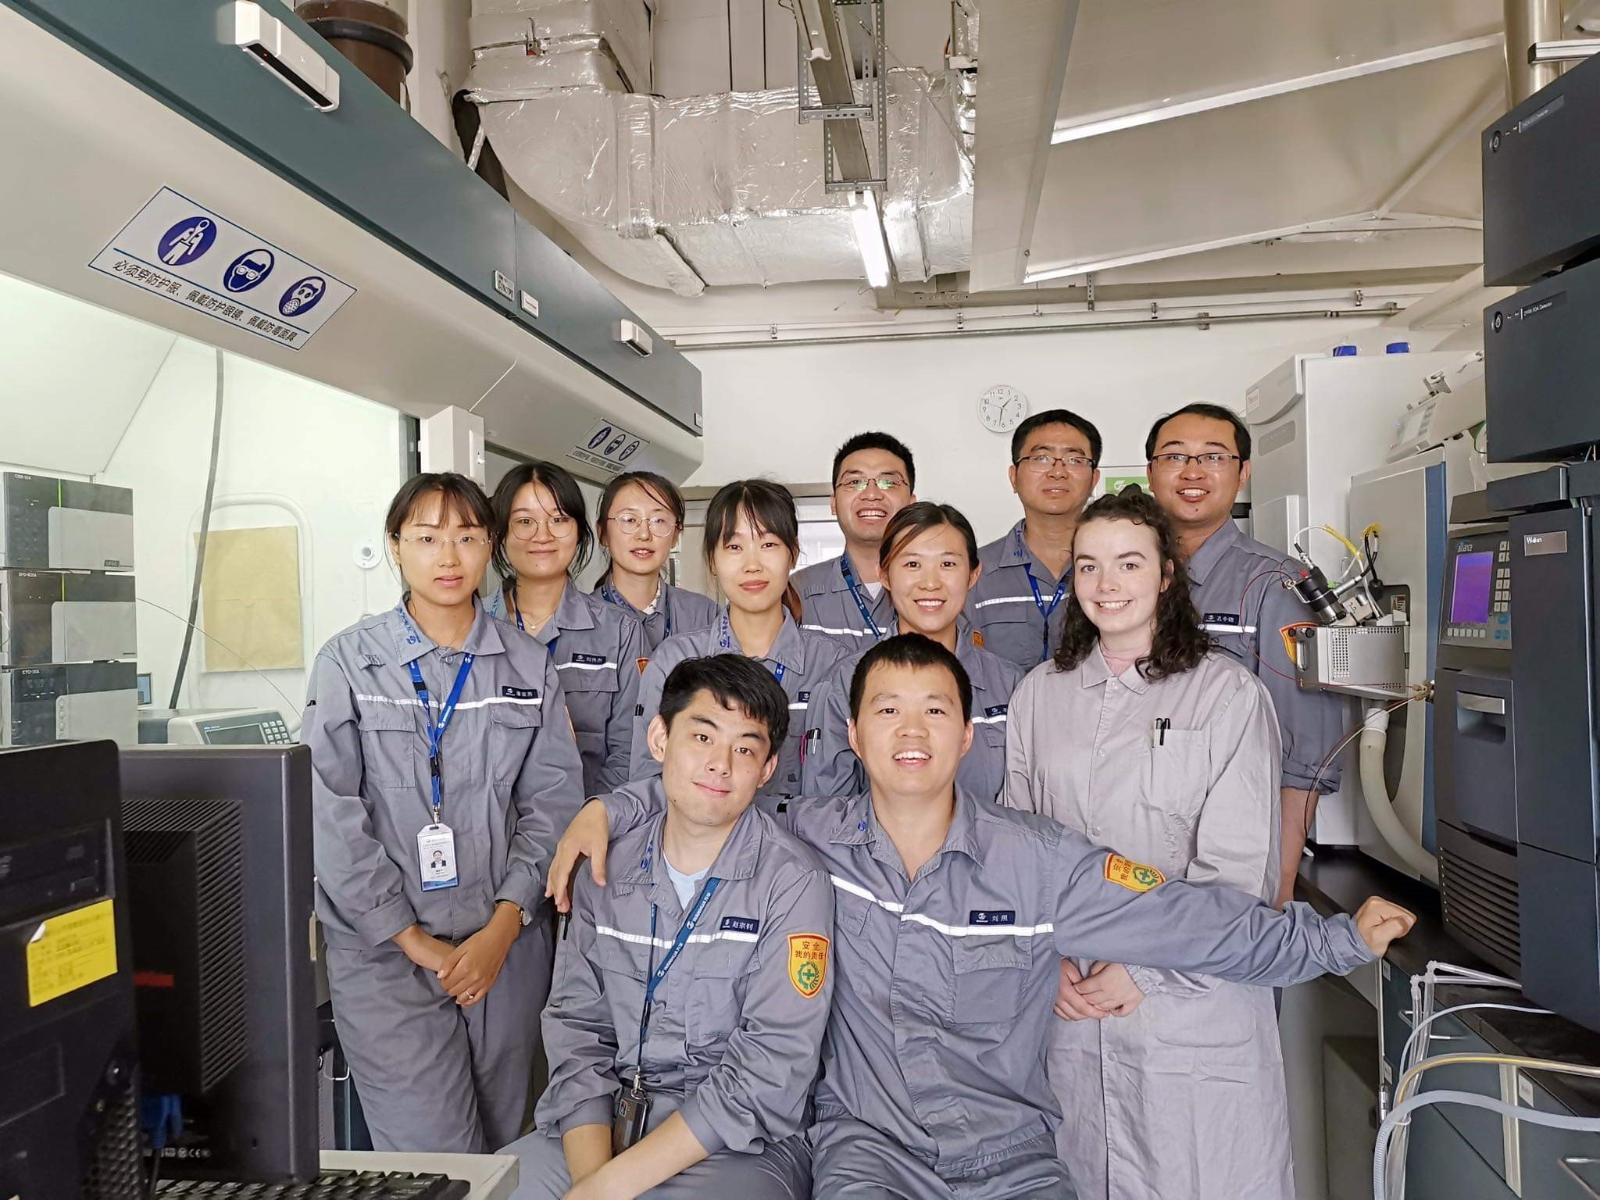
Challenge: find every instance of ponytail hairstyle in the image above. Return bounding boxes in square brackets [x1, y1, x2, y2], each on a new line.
[1053, 485, 1209, 681]
[702, 479, 804, 621]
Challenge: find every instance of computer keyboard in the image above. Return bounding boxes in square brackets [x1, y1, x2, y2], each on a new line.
[155, 1168, 471, 1199]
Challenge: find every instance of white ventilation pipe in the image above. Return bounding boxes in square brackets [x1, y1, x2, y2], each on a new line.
[1359, 703, 1440, 884]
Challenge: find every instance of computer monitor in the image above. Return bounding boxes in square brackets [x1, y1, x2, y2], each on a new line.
[119, 745, 319, 1183]
[0, 740, 143, 1200]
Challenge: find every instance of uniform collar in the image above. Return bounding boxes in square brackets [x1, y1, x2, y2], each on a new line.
[827, 788, 986, 868]
[552, 579, 597, 632]
[719, 607, 805, 674]
[1185, 520, 1242, 587]
[390, 599, 504, 665]
[1000, 520, 1032, 568]
[614, 781, 765, 890]
[1078, 643, 1152, 694]
[599, 569, 663, 617]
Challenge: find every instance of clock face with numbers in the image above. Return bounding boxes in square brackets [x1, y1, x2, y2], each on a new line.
[979, 384, 1029, 434]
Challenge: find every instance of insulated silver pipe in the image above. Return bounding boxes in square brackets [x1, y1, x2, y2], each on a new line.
[1504, 0, 1563, 103]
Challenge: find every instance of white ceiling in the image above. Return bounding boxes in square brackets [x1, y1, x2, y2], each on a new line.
[971, 0, 1511, 293]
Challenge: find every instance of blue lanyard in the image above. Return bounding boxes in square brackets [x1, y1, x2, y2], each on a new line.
[636, 876, 722, 1069]
[602, 578, 671, 639]
[1018, 529, 1068, 664]
[838, 557, 883, 640]
[718, 613, 787, 685]
[405, 652, 475, 823]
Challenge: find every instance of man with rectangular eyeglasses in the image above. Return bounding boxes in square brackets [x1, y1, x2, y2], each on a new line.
[792, 432, 917, 650]
[966, 409, 1103, 670]
[1145, 402, 1350, 906]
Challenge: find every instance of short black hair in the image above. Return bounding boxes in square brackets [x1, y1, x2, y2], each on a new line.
[658, 654, 790, 761]
[490, 460, 594, 581]
[1144, 402, 1252, 463]
[879, 502, 980, 571]
[848, 633, 973, 724]
[832, 432, 916, 491]
[1011, 409, 1103, 468]
[384, 472, 494, 540]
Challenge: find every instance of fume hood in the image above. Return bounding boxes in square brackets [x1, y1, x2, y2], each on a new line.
[0, 0, 702, 483]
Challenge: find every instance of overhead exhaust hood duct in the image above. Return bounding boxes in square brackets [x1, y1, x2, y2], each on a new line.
[466, 1, 974, 295]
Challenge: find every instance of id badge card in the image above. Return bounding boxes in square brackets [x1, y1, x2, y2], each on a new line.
[418, 823, 459, 891]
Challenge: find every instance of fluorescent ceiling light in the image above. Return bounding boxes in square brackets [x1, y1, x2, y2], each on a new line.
[848, 189, 891, 289]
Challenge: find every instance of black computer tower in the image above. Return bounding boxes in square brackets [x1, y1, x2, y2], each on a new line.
[0, 740, 143, 1199]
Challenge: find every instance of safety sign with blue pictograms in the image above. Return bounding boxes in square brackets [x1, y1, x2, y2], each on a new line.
[568, 420, 650, 476]
[89, 187, 355, 351]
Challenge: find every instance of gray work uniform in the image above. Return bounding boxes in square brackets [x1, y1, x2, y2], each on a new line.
[1186, 521, 1349, 792]
[801, 621, 1025, 802]
[631, 610, 848, 806]
[793, 554, 897, 650]
[1004, 648, 1292, 1200]
[305, 602, 586, 1152]
[967, 522, 1072, 670]
[592, 571, 720, 653]
[486, 582, 644, 798]
[503, 781, 833, 1199]
[599, 786, 1376, 1196]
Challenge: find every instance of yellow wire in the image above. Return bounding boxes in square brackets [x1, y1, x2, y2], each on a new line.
[1319, 523, 1363, 559]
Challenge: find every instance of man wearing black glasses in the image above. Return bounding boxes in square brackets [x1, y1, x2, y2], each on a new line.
[967, 409, 1103, 670]
[1146, 402, 1348, 906]
[793, 432, 917, 650]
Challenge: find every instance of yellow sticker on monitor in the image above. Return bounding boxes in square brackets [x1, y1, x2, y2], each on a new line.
[27, 898, 118, 1007]
[1104, 854, 1165, 893]
[788, 934, 829, 998]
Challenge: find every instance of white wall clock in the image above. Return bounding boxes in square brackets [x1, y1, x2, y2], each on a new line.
[978, 383, 1029, 434]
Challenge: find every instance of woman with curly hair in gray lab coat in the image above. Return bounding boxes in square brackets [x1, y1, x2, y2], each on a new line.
[1004, 486, 1294, 1200]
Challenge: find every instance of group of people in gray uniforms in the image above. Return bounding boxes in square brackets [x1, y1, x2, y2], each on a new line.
[305, 405, 1412, 1200]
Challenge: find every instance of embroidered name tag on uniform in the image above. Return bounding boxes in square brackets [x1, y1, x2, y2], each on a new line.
[798, 690, 812, 703]
[1104, 854, 1166, 893]
[571, 653, 607, 666]
[984, 704, 1009, 719]
[788, 934, 830, 998]
[501, 686, 539, 700]
[1202, 612, 1241, 628]
[969, 909, 1016, 926]
[360, 653, 385, 667]
[720, 916, 761, 935]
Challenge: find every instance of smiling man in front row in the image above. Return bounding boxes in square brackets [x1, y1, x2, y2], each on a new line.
[503, 655, 834, 1199]
[550, 637, 1415, 1198]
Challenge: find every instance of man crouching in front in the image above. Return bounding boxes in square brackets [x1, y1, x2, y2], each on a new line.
[502, 654, 833, 1199]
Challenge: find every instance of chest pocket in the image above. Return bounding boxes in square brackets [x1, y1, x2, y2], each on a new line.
[356, 700, 417, 790]
[488, 699, 544, 784]
[557, 663, 621, 752]
[1141, 729, 1209, 857]
[944, 937, 1032, 1025]
[685, 938, 761, 1047]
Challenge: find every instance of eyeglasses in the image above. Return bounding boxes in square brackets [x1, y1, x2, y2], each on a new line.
[392, 532, 490, 555]
[508, 514, 578, 541]
[835, 476, 908, 494]
[608, 513, 678, 538]
[1149, 452, 1243, 471]
[1015, 453, 1095, 473]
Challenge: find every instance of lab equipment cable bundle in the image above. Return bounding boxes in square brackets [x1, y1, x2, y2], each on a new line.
[1373, 960, 1600, 1200]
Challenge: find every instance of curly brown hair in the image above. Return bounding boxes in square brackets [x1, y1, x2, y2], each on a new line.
[1053, 486, 1210, 681]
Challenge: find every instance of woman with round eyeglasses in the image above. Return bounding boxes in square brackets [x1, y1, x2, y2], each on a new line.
[303, 472, 585, 1152]
[800, 502, 1025, 801]
[590, 470, 718, 652]
[484, 461, 645, 797]
[1003, 487, 1291, 1199]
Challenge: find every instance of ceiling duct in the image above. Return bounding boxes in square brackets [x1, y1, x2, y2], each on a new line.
[466, 0, 974, 295]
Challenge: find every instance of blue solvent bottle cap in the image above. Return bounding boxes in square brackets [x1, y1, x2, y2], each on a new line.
[1386, 342, 1411, 354]
[1332, 344, 1358, 357]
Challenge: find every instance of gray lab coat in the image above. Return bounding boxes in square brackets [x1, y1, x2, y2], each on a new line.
[1004, 647, 1293, 1199]
[966, 521, 1072, 670]
[592, 571, 720, 653]
[793, 554, 897, 650]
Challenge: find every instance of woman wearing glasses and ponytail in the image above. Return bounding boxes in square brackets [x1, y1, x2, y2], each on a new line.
[591, 470, 718, 652]
[631, 479, 848, 807]
[485, 461, 645, 798]
[304, 472, 585, 1153]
